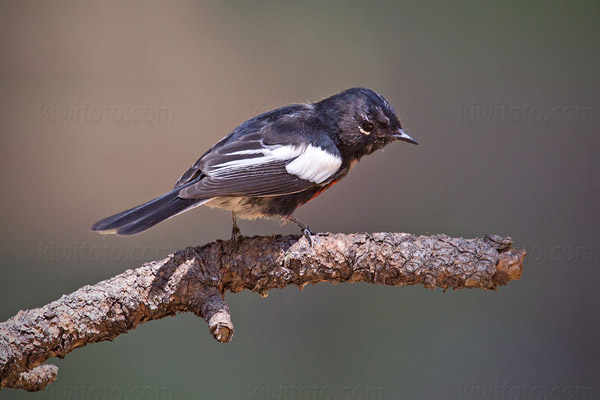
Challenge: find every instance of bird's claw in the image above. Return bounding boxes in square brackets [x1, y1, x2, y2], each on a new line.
[302, 226, 314, 246]
[231, 225, 243, 245]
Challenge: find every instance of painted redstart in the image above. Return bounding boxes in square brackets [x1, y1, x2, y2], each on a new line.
[91, 87, 418, 243]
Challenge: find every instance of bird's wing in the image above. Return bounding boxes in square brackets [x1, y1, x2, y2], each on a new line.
[176, 131, 343, 199]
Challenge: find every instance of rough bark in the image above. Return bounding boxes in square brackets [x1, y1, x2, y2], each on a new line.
[0, 232, 525, 391]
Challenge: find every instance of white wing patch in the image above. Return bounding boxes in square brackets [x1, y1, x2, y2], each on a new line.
[209, 145, 302, 174]
[209, 143, 341, 184]
[223, 149, 265, 156]
[286, 145, 342, 183]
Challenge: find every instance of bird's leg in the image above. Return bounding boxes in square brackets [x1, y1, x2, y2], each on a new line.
[231, 212, 243, 244]
[289, 216, 314, 246]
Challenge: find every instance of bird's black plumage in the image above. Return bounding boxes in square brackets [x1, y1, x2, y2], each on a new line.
[91, 87, 417, 237]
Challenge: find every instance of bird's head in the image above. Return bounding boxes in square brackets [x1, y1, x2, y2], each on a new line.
[319, 87, 417, 157]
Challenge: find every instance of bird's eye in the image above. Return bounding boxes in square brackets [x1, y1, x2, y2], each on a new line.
[360, 121, 374, 135]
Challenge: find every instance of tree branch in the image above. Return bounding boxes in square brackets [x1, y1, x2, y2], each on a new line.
[0, 232, 525, 391]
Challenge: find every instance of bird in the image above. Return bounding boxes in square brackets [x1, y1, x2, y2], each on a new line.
[91, 87, 418, 244]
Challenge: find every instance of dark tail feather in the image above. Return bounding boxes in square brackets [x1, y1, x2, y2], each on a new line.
[91, 184, 206, 235]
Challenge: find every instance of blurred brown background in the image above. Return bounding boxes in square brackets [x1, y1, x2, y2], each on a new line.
[1, 1, 599, 399]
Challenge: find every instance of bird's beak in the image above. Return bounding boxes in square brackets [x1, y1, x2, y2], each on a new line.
[391, 129, 418, 145]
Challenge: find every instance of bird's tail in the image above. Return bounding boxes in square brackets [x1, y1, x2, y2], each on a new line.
[90, 183, 207, 235]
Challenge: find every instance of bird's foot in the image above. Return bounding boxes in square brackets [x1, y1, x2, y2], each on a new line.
[301, 226, 314, 246]
[289, 216, 314, 247]
[230, 211, 244, 246]
[231, 225, 243, 245]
